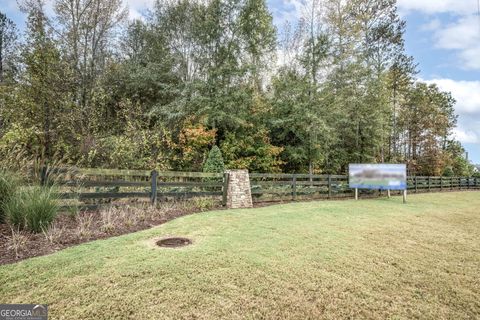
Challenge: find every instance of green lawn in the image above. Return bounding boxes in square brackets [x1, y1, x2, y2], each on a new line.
[1, 192, 480, 319]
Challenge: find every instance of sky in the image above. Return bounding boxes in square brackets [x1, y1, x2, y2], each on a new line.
[2, 0, 480, 164]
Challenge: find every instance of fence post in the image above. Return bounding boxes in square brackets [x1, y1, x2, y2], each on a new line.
[414, 176, 418, 193]
[292, 175, 297, 201]
[459, 177, 461, 190]
[467, 177, 470, 190]
[222, 172, 229, 207]
[328, 175, 332, 199]
[150, 170, 158, 206]
[440, 176, 443, 191]
[428, 176, 431, 192]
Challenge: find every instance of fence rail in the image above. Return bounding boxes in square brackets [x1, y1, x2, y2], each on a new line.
[249, 174, 480, 203]
[41, 167, 480, 210]
[42, 167, 227, 211]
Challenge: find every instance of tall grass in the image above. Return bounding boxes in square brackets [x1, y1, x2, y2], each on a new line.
[0, 170, 19, 223]
[5, 186, 59, 233]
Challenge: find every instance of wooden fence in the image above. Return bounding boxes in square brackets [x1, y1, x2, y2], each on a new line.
[250, 174, 480, 203]
[41, 167, 480, 210]
[42, 167, 227, 211]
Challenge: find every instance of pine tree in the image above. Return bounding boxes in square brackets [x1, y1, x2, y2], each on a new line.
[203, 145, 225, 173]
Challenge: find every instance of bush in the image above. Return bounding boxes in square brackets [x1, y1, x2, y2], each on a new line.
[5, 186, 59, 233]
[203, 145, 225, 173]
[0, 170, 18, 223]
[442, 167, 454, 177]
[190, 197, 217, 211]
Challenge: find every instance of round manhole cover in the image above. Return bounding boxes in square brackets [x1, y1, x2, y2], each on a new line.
[156, 237, 192, 248]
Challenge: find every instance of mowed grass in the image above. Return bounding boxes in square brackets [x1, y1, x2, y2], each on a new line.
[1, 192, 480, 319]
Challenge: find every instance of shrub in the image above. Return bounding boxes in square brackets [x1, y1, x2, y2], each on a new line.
[100, 207, 120, 234]
[76, 214, 94, 239]
[442, 167, 454, 177]
[0, 170, 18, 223]
[191, 197, 217, 211]
[6, 227, 30, 258]
[43, 223, 65, 245]
[5, 186, 59, 233]
[203, 145, 225, 173]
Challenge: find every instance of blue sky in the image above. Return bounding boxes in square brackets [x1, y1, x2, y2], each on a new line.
[2, 0, 480, 163]
[398, 0, 480, 164]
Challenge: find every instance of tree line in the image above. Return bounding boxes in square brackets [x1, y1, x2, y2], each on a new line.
[0, 0, 475, 176]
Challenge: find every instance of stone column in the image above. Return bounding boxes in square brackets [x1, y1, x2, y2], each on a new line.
[225, 170, 253, 209]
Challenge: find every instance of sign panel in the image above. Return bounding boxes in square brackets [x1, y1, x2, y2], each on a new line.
[349, 164, 407, 190]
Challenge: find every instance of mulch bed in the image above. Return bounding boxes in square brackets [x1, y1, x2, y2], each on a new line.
[0, 205, 216, 266]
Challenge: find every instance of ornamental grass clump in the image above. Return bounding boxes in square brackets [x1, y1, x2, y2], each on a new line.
[0, 170, 19, 223]
[5, 186, 59, 233]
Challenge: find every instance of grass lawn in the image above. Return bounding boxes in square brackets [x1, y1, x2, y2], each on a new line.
[1, 192, 479, 319]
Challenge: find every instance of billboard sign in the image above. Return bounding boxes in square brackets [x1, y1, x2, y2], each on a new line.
[349, 164, 407, 190]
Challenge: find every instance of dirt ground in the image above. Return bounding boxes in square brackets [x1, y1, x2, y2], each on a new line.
[0, 202, 218, 265]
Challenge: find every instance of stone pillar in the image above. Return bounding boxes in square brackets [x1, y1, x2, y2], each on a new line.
[225, 170, 253, 209]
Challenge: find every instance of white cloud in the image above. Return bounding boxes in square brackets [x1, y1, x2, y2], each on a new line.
[420, 18, 441, 31]
[435, 16, 479, 50]
[270, 0, 306, 28]
[397, 0, 475, 15]
[124, 0, 156, 20]
[434, 15, 480, 70]
[425, 78, 480, 115]
[398, 0, 480, 70]
[424, 78, 480, 144]
[453, 128, 479, 144]
[432, 15, 480, 70]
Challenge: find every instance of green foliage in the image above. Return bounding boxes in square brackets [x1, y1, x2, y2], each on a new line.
[5, 186, 58, 233]
[442, 167, 454, 177]
[0, 124, 42, 169]
[76, 130, 167, 170]
[443, 140, 474, 177]
[221, 131, 283, 173]
[189, 197, 217, 211]
[269, 68, 333, 173]
[451, 157, 474, 177]
[0, 170, 18, 223]
[203, 145, 225, 173]
[0, 1, 471, 176]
